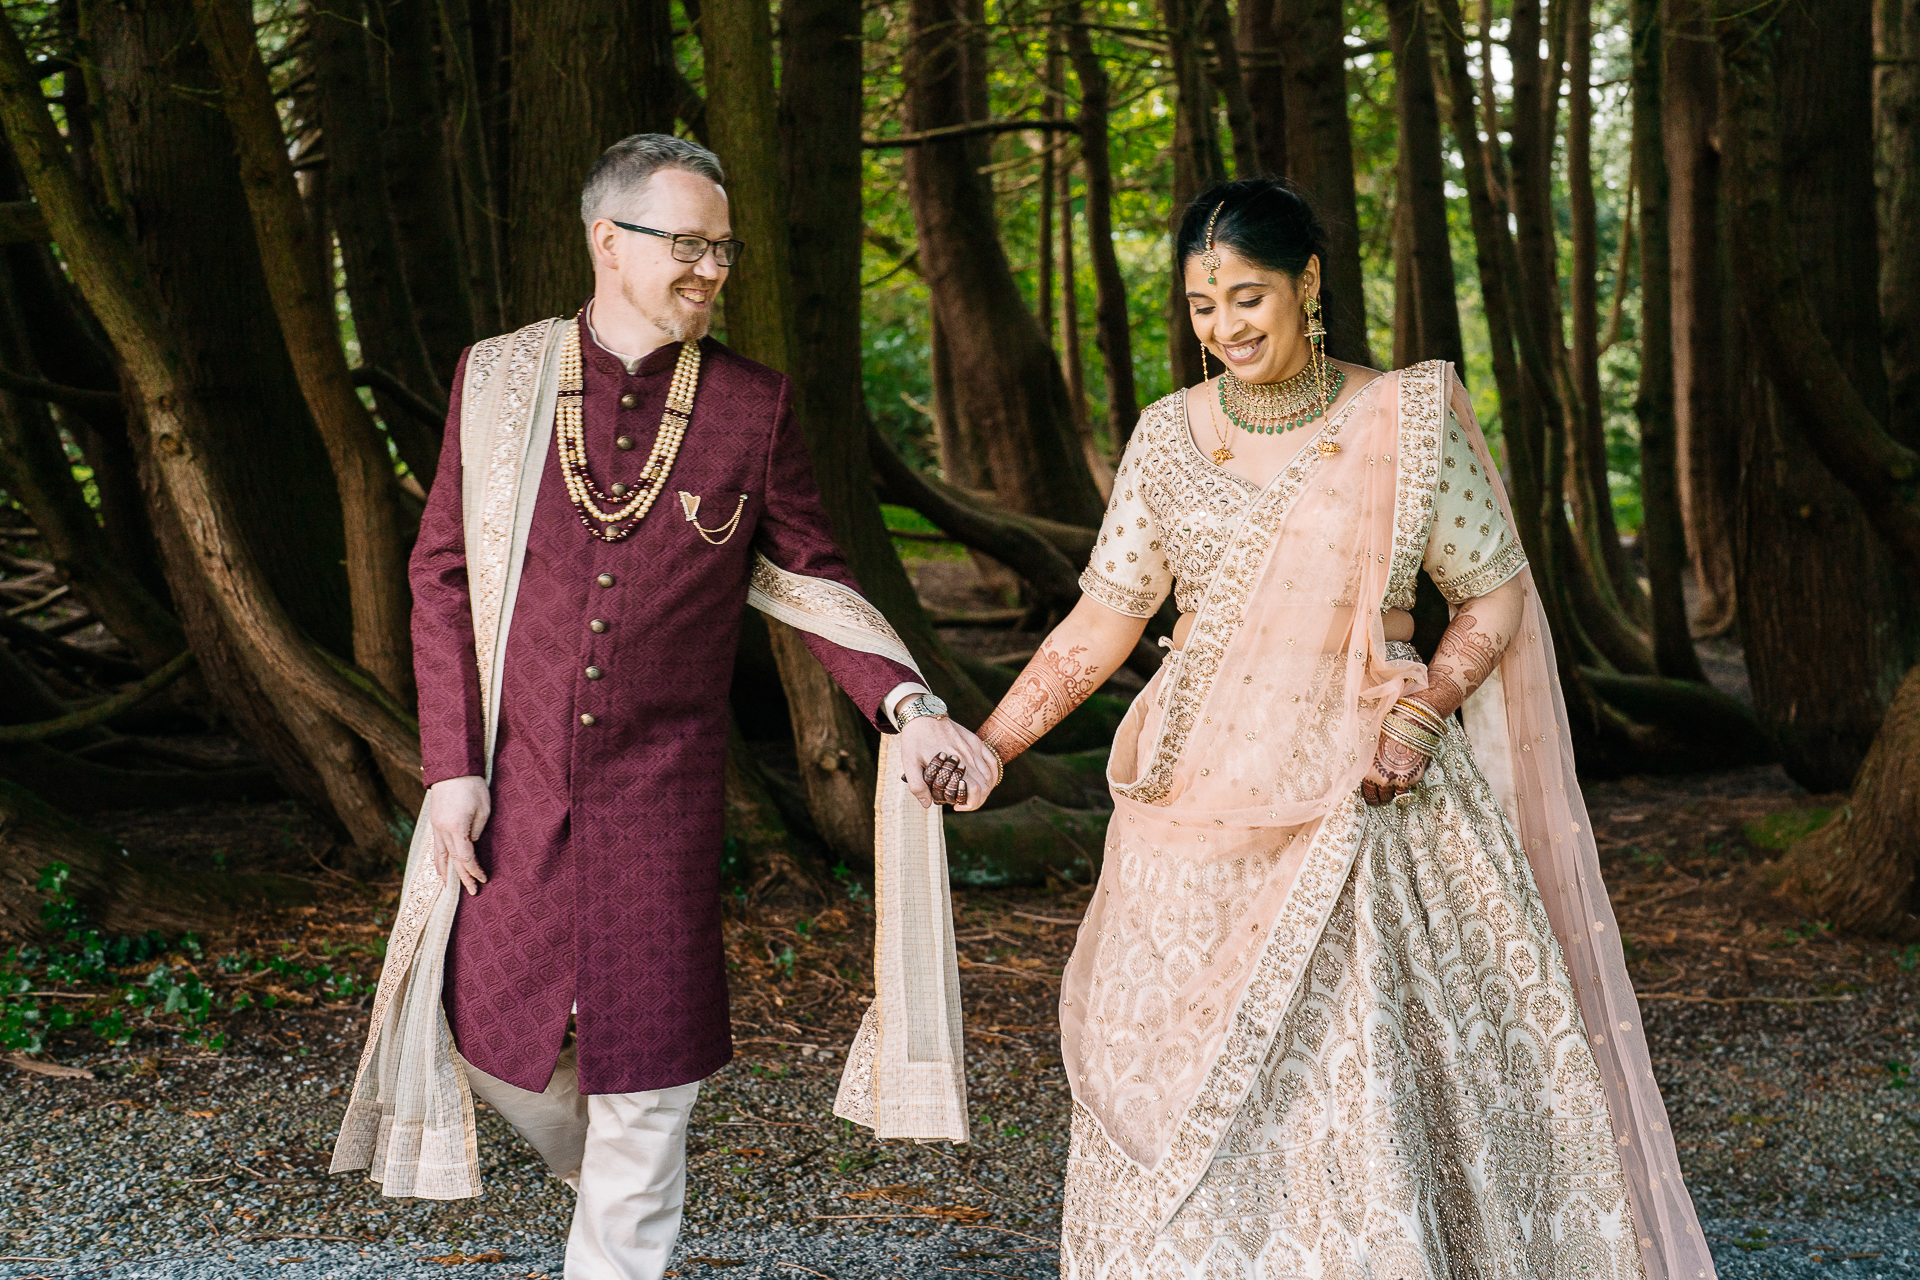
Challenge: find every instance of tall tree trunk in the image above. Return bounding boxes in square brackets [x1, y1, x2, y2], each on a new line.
[1386, 0, 1464, 369]
[1752, 0, 1920, 935]
[375, 0, 475, 385]
[438, 0, 506, 336]
[504, 0, 675, 326]
[1878, 0, 1920, 446]
[193, 0, 416, 715]
[1163, 0, 1226, 391]
[1238, 0, 1287, 176]
[310, 0, 444, 484]
[704, 0, 874, 865]
[903, 0, 1105, 528]
[1566, 0, 1639, 618]
[1204, 0, 1259, 178]
[1628, 0, 1704, 682]
[776, 0, 1088, 814]
[1274, 0, 1373, 365]
[1666, 0, 1737, 635]
[1434, 0, 1643, 768]
[1038, 38, 1060, 343]
[1716, 0, 1920, 791]
[1059, 146, 1097, 472]
[1064, 4, 1139, 446]
[1, 4, 419, 851]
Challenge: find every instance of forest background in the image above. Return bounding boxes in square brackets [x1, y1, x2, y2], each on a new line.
[0, 0, 1918, 956]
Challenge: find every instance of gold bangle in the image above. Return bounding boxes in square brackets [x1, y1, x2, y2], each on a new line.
[1379, 717, 1441, 760]
[1392, 698, 1448, 735]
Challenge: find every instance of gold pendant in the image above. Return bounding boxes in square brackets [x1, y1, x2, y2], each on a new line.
[1212, 445, 1235, 464]
[1316, 439, 1341, 457]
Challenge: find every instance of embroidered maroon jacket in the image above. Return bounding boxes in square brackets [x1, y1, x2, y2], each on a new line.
[411, 313, 917, 1095]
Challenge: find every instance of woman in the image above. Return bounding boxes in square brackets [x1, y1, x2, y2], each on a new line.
[971, 180, 1718, 1280]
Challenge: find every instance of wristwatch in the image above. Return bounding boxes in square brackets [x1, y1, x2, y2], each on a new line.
[894, 692, 949, 730]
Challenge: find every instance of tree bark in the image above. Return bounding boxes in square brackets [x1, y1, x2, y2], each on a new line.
[1628, 0, 1705, 683]
[1666, 0, 1737, 635]
[702, 0, 875, 865]
[1566, 0, 1639, 618]
[1058, 145, 1099, 481]
[1386, 0, 1464, 369]
[1273, 0, 1373, 365]
[1777, 662, 1920, 936]
[504, 0, 675, 326]
[1716, 0, 1920, 791]
[904, 0, 1105, 528]
[1238, 0, 1287, 176]
[372, 0, 474, 386]
[193, 0, 416, 714]
[436, 0, 506, 337]
[310, 0, 444, 485]
[1163, 0, 1225, 391]
[1878, 0, 1920, 446]
[1064, 5, 1139, 446]
[1204, 0, 1259, 178]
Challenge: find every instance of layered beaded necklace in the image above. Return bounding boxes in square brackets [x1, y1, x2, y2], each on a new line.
[1215, 363, 1346, 437]
[555, 320, 701, 542]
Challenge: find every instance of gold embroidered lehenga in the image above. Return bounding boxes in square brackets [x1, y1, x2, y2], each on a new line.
[1059, 362, 1717, 1280]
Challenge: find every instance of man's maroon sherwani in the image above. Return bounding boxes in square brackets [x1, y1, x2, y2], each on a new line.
[411, 312, 917, 1095]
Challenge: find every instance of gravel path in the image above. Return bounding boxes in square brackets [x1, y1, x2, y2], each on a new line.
[6, 972, 1919, 1280]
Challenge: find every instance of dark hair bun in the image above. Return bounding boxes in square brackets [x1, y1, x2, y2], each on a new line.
[1176, 177, 1330, 285]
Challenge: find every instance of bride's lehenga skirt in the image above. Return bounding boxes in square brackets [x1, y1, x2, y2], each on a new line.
[1061, 723, 1648, 1280]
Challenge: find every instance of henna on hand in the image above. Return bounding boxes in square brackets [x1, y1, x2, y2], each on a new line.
[979, 641, 1104, 766]
[1403, 580, 1523, 722]
[1361, 731, 1431, 805]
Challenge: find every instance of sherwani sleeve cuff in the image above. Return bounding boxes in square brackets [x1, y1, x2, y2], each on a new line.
[882, 681, 932, 730]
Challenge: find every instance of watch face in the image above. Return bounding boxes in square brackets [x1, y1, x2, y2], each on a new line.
[920, 694, 948, 717]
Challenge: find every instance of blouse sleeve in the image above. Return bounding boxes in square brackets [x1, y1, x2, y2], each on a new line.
[1079, 447, 1173, 618]
[1424, 406, 1529, 604]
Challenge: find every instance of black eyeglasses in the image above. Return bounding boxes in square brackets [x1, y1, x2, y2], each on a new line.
[610, 221, 745, 267]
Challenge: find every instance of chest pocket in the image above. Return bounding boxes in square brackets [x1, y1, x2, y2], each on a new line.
[679, 491, 749, 545]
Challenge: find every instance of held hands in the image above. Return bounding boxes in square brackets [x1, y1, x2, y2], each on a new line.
[897, 716, 1002, 812]
[429, 775, 492, 895]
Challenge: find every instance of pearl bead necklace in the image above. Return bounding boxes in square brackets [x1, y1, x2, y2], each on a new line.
[555, 322, 701, 543]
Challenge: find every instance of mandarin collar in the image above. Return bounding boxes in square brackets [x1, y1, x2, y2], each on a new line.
[577, 306, 693, 379]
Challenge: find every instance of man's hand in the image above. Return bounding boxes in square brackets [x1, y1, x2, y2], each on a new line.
[897, 717, 1002, 812]
[429, 775, 492, 895]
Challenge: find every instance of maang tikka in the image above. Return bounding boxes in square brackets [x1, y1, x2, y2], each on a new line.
[1200, 200, 1225, 286]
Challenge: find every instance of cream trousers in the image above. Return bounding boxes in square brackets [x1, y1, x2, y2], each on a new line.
[464, 1047, 701, 1280]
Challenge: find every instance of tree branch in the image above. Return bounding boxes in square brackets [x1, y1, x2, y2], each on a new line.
[0, 649, 194, 742]
[863, 117, 1079, 148]
[350, 366, 446, 429]
[0, 365, 121, 413]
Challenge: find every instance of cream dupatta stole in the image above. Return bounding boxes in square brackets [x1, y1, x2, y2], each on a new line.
[331, 319, 968, 1201]
[1062, 362, 1715, 1280]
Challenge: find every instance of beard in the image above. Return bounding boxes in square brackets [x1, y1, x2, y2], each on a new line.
[623, 271, 712, 344]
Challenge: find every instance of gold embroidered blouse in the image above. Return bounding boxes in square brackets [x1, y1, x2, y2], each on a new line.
[1080, 387, 1527, 618]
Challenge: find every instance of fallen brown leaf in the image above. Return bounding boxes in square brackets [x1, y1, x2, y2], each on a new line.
[682, 1259, 747, 1269]
[3, 1054, 93, 1080]
[187, 1108, 221, 1118]
[845, 1184, 925, 1203]
[428, 1250, 508, 1265]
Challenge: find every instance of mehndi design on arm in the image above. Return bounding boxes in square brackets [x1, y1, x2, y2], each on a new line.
[1406, 603, 1510, 721]
[980, 643, 1101, 765]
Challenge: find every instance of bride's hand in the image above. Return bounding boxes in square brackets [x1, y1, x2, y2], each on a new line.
[1361, 732, 1430, 806]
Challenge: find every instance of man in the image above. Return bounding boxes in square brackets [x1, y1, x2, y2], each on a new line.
[407, 135, 1000, 1278]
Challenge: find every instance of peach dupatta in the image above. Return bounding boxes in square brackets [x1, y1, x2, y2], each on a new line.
[1061, 361, 1716, 1280]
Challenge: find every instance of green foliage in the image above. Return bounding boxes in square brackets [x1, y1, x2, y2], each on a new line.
[0, 862, 372, 1056]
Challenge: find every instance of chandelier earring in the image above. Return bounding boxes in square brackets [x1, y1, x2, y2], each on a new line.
[1302, 292, 1328, 405]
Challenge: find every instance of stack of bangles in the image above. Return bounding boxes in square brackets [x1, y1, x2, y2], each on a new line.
[1380, 698, 1449, 761]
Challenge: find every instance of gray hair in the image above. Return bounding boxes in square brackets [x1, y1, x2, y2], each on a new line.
[580, 134, 725, 226]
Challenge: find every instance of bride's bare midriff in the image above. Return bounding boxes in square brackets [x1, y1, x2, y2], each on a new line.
[1170, 607, 1415, 652]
